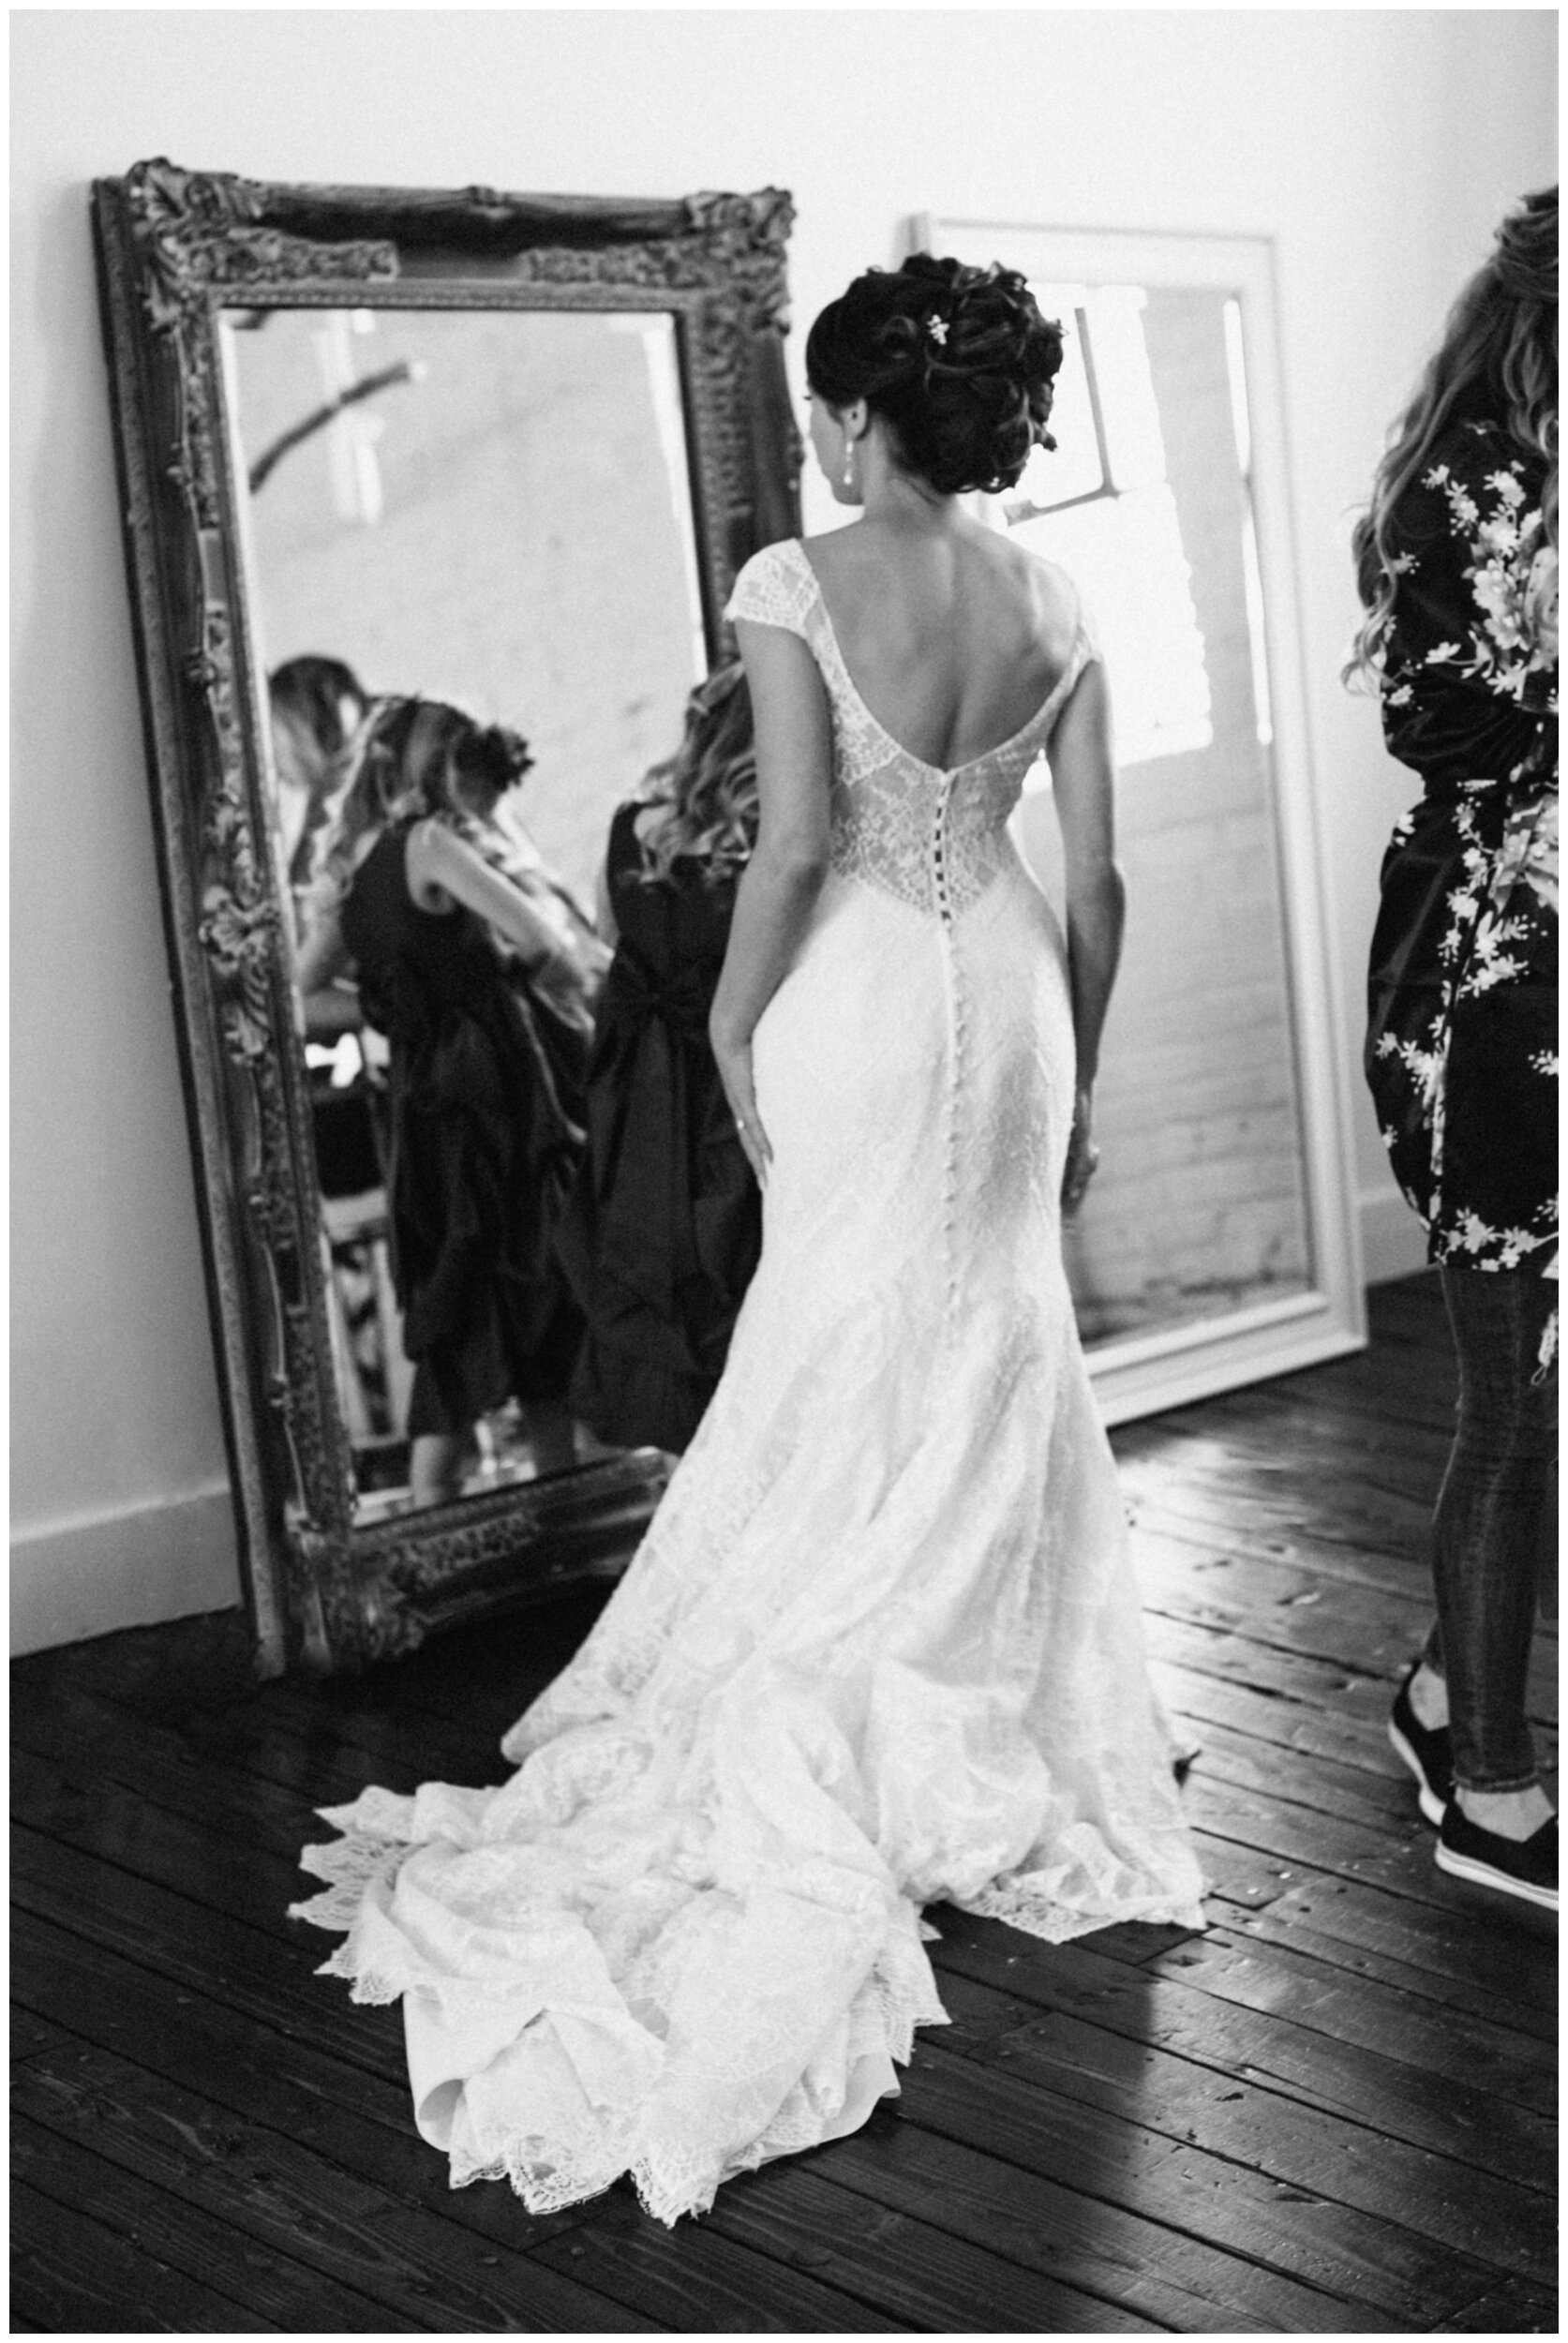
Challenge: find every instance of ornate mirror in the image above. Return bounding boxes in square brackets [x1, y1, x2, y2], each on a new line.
[93, 162, 799, 1674]
[915, 218, 1366, 1423]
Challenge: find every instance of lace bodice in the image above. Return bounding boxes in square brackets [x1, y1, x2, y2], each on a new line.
[726, 538, 1097, 919]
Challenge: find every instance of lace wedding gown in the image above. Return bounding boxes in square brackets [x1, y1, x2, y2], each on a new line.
[292, 537, 1206, 2225]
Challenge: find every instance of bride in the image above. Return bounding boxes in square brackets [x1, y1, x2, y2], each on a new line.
[293, 251, 1206, 2226]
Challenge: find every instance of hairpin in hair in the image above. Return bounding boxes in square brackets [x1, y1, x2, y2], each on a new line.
[925, 314, 949, 347]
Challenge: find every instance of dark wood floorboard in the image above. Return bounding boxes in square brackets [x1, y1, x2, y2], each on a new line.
[10, 1274, 1557, 2333]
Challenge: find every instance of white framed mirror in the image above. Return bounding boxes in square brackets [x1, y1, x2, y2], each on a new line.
[912, 218, 1366, 1421]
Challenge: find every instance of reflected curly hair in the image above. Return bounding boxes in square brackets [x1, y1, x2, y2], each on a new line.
[1347, 186, 1558, 684]
[268, 654, 366, 757]
[635, 663, 758, 888]
[319, 694, 534, 903]
[268, 654, 369, 890]
[806, 251, 1065, 497]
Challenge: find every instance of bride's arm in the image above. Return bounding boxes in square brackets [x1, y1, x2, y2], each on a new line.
[709, 619, 833, 1185]
[1050, 659, 1124, 1214]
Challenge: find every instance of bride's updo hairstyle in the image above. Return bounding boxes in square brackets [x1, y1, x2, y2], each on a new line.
[806, 251, 1065, 497]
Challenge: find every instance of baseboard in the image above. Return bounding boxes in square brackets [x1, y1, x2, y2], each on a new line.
[10, 1484, 241, 1657]
[1359, 1186, 1433, 1287]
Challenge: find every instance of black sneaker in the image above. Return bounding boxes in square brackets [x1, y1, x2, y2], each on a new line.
[1388, 1664, 1454, 1826]
[1436, 1801, 1558, 1912]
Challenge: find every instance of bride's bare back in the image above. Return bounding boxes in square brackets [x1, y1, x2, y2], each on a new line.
[801, 515, 1082, 773]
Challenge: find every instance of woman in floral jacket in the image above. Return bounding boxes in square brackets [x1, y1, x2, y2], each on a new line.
[1350, 187, 1557, 1912]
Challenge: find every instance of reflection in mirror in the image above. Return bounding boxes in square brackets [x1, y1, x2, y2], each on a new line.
[998, 278, 1311, 1346]
[223, 306, 710, 1526]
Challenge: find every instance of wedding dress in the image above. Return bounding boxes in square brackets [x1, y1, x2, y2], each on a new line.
[292, 537, 1206, 2225]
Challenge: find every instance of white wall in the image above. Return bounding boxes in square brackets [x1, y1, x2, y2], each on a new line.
[11, 7, 1557, 1650]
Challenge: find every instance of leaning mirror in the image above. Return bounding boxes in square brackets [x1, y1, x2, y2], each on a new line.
[94, 164, 799, 1673]
[915, 219, 1366, 1421]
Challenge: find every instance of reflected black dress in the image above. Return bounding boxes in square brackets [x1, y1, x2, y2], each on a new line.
[558, 803, 762, 1451]
[339, 822, 588, 1439]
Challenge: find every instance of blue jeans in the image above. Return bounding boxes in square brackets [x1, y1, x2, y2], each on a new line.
[1420, 1265, 1558, 1792]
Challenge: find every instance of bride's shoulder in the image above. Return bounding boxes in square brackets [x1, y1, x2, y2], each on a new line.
[797, 527, 857, 580]
[997, 536, 1080, 621]
[970, 533, 1085, 662]
[799, 523, 908, 605]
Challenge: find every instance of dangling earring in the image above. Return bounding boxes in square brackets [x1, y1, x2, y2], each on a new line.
[841, 435, 857, 493]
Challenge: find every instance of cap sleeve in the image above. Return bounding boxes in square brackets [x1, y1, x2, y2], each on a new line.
[724, 540, 815, 636]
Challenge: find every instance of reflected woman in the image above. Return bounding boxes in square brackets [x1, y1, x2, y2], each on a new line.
[295, 255, 1203, 2221]
[559, 662, 763, 1455]
[1350, 187, 1558, 1911]
[268, 653, 367, 933]
[295, 696, 591, 1505]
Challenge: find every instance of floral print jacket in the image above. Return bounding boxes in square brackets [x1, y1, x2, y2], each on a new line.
[1365, 417, 1558, 1276]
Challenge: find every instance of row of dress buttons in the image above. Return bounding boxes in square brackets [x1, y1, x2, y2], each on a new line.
[933, 781, 955, 923]
[937, 781, 964, 1321]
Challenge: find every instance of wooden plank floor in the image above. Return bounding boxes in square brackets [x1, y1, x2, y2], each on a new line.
[11, 1273, 1557, 2333]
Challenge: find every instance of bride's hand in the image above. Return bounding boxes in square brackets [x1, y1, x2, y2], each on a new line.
[1062, 1085, 1100, 1217]
[711, 1024, 772, 1187]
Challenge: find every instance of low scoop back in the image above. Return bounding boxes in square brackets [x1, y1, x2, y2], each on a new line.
[726, 536, 1097, 786]
[727, 539, 1099, 925]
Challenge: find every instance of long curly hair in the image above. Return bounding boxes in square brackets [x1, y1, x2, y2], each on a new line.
[1346, 186, 1558, 684]
[318, 694, 534, 905]
[635, 663, 758, 888]
[806, 251, 1065, 498]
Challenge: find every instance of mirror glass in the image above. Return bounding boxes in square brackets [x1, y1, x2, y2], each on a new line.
[997, 277, 1312, 1348]
[222, 306, 709, 1523]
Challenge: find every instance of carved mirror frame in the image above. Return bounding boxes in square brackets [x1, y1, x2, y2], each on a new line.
[92, 160, 800, 1677]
